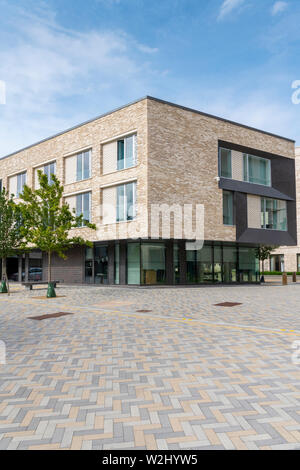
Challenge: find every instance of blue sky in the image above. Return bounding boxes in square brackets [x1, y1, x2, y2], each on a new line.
[0, 0, 300, 157]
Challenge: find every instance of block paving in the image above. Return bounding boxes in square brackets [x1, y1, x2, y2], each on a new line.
[0, 283, 300, 450]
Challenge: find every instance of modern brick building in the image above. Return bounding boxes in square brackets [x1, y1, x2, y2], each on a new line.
[269, 147, 300, 273]
[0, 96, 297, 285]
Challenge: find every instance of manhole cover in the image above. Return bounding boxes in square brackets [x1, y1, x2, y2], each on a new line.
[136, 310, 152, 313]
[29, 312, 74, 321]
[214, 302, 242, 307]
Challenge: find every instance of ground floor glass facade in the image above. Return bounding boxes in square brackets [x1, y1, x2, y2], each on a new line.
[84, 240, 260, 286]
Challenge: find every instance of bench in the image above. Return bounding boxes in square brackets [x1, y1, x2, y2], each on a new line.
[22, 281, 60, 291]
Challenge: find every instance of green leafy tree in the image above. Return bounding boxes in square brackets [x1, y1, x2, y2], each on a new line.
[0, 188, 24, 292]
[19, 171, 96, 295]
[255, 245, 278, 281]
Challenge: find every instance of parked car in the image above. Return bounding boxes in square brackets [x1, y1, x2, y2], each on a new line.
[10, 268, 43, 282]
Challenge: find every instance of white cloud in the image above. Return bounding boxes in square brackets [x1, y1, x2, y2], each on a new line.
[0, 4, 160, 157]
[271, 1, 288, 15]
[218, 0, 245, 20]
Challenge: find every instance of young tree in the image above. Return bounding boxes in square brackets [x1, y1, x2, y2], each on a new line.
[19, 171, 96, 297]
[0, 188, 24, 294]
[255, 245, 278, 283]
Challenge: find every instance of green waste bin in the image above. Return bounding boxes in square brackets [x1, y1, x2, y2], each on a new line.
[0, 281, 8, 294]
[47, 282, 56, 298]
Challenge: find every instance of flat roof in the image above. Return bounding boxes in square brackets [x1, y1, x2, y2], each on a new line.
[0, 95, 295, 161]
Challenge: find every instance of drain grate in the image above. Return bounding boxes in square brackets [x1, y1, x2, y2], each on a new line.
[136, 309, 152, 313]
[214, 302, 242, 307]
[29, 312, 74, 321]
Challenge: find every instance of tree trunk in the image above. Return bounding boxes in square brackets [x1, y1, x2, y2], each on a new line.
[48, 251, 52, 283]
[1, 257, 7, 280]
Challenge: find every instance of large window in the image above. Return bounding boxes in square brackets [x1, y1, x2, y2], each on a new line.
[116, 182, 136, 222]
[186, 244, 213, 284]
[220, 148, 232, 178]
[270, 254, 284, 272]
[223, 191, 234, 226]
[17, 172, 26, 197]
[243, 154, 271, 186]
[261, 198, 287, 231]
[117, 135, 137, 170]
[76, 192, 91, 226]
[43, 162, 56, 184]
[77, 151, 91, 181]
[141, 244, 166, 285]
[127, 242, 141, 285]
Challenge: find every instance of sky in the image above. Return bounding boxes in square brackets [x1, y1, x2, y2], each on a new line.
[0, 0, 300, 157]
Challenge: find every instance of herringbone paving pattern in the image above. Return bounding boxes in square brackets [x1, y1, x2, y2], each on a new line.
[0, 284, 300, 449]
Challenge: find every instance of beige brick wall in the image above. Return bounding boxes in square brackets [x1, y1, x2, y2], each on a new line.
[0, 99, 149, 242]
[0, 97, 295, 245]
[146, 99, 294, 241]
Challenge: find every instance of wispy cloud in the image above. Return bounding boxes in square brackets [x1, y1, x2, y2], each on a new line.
[218, 0, 245, 20]
[0, 3, 160, 157]
[271, 1, 288, 15]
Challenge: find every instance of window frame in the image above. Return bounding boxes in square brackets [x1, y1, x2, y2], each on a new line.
[16, 172, 27, 198]
[76, 192, 92, 227]
[219, 147, 232, 179]
[43, 161, 56, 184]
[76, 150, 91, 182]
[223, 190, 234, 226]
[260, 197, 287, 231]
[243, 153, 271, 187]
[117, 134, 137, 171]
[116, 181, 137, 223]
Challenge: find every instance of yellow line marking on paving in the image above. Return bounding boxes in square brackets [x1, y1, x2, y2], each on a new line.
[2, 296, 300, 338]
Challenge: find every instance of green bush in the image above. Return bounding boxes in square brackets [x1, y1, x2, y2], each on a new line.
[262, 271, 300, 276]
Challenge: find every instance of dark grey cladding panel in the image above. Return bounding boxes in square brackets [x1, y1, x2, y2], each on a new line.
[219, 178, 294, 201]
[237, 228, 296, 246]
[218, 140, 296, 201]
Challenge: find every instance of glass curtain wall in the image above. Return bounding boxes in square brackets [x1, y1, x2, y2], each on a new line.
[186, 244, 213, 283]
[127, 243, 141, 285]
[94, 246, 108, 284]
[239, 247, 259, 282]
[141, 244, 166, 285]
[223, 245, 237, 283]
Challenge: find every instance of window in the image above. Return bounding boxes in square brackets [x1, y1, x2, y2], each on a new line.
[0, 180, 2, 192]
[297, 254, 300, 272]
[16, 172, 26, 197]
[270, 254, 284, 272]
[76, 192, 91, 226]
[243, 154, 271, 186]
[117, 135, 137, 170]
[116, 182, 136, 222]
[223, 191, 234, 226]
[77, 151, 91, 181]
[43, 162, 56, 184]
[261, 198, 287, 231]
[220, 148, 232, 178]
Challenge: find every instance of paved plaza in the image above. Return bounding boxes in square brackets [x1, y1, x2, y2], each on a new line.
[0, 282, 300, 450]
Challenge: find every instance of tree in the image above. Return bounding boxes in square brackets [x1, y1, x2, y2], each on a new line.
[0, 188, 24, 293]
[19, 171, 96, 297]
[255, 245, 278, 283]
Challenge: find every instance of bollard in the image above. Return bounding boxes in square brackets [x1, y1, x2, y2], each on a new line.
[293, 272, 297, 283]
[282, 273, 288, 286]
